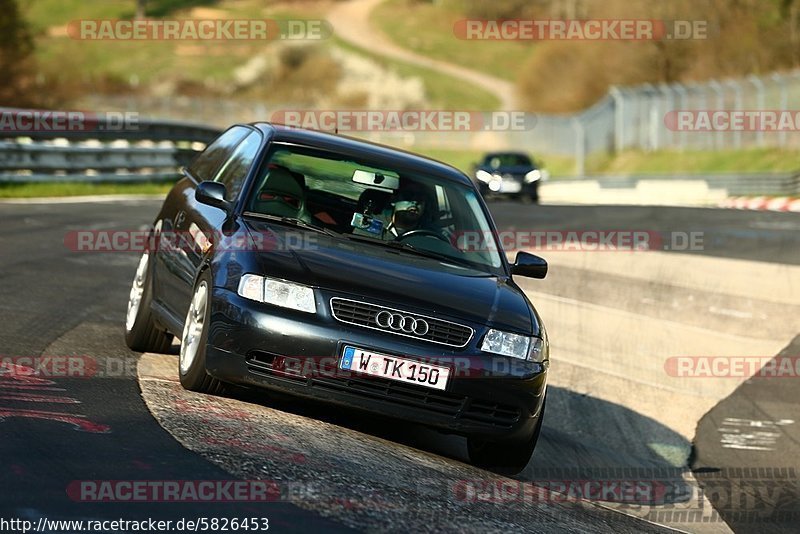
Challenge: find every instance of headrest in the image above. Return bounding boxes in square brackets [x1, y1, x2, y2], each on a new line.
[261, 166, 303, 197]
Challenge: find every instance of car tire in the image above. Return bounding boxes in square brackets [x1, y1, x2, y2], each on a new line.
[467, 397, 546, 474]
[125, 250, 174, 353]
[178, 270, 226, 395]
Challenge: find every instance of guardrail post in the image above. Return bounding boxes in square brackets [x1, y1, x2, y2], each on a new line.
[725, 80, 743, 149]
[748, 75, 766, 148]
[660, 84, 674, 150]
[673, 83, 688, 152]
[610, 86, 624, 153]
[708, 79, 725, 150]
[772, 73, 789, 148]
[572, 118, 586, 176]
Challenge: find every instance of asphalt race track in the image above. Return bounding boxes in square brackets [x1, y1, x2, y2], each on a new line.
[1, 198, 798, 533]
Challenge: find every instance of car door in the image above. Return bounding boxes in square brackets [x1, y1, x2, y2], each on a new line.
[168, 129, 264, 322]
[154, 126, 251, 320]
[184, 129, 263, 273]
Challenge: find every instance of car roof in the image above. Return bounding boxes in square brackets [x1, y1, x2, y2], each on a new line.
[248, 122, 472, 186]
[483, 151, 530, 159]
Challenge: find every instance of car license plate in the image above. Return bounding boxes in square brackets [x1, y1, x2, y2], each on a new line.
[501, 180, 521, 193]
[339, 346, 450, 391]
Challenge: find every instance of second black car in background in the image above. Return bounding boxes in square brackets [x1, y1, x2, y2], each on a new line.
[473, 152, 546, 203]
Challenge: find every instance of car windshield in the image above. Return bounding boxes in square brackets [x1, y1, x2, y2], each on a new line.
[244, 142, 505, 275]
[485, 153, 532, 168]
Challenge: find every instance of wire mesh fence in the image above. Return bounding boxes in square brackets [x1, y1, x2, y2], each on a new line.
[78, 69, 800, 175]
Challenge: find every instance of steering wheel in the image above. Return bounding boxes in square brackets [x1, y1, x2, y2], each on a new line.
[395, 229, 450, 243]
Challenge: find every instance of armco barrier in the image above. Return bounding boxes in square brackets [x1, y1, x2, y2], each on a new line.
[0, 109, 222, 183]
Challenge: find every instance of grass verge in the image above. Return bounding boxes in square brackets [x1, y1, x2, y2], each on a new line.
[413, 147, 800, 177]
[370, 0, 534, 84]
[592, 148, 800, 175]
[332, 37, 500, 111]
[0, 182, 173, 198]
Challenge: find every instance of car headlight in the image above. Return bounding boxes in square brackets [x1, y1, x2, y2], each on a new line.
[481, 329, 547, 362]
[524, 169, 542, 183]
[237, 274, 316, 314]
[475, 169, 492, 183]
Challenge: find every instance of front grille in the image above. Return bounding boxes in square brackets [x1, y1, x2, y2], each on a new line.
[330, 298, 473, 348]
[312, 373, 521, 428]
[245, 352, 521, 429]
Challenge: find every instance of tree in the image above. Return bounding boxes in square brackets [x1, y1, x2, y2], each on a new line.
[136, 0, 147, 19]
[0, 0, 36, 106]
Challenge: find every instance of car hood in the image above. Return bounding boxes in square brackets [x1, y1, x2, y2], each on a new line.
[243, 219, 538, 335]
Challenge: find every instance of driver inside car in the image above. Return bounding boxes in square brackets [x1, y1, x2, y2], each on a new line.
[351, 180, 435, 240]
[384, 183, 430, 238]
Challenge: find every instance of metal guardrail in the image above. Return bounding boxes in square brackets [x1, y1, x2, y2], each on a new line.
[0, 108, 796, 197]
[0, 110, 222, 183]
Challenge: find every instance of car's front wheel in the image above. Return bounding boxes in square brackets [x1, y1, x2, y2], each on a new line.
[125, 251, 173, 353]
[467, 397, 546, 474]
[178, 271, 225, 394]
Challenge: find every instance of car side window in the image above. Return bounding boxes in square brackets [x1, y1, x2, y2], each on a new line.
[187, 126, 250, 182]
[212, 131, 262, 201]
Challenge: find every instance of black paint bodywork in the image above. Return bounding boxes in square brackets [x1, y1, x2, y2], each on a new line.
[473, 151, 541, 202]
[147, 124, 548, 441]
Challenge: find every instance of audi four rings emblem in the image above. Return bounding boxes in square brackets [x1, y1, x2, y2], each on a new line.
[375, 310, 430, 336]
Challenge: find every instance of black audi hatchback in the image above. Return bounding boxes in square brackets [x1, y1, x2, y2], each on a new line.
[125, 123, 549, 472]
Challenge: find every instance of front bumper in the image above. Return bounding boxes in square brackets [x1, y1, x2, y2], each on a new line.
[205, 288, 548, 440]
[477, 180, 539, 199]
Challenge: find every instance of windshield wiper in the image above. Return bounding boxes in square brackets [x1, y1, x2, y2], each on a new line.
[394, 242, 479, 269]
[345, 234, 478, 269]
[243, 212, 340, 238]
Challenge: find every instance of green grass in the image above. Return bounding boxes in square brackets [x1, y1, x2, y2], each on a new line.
[412, 147, 800, 178]
[412, 147, 574, 176]
[592, 148, 800, 175]
[28, 1, 328, 88]
[27, 0, 495, 110]
[25, 0, 131, 31]
[371, 0, 535, 84]
[332, 37, 500, 111]
[0, 182, 174, 198]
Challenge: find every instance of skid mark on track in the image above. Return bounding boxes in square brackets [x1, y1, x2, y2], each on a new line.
[0, 362, 110, 433]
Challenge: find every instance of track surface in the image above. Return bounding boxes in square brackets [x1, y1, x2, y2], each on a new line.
[1, 199, 798, 532]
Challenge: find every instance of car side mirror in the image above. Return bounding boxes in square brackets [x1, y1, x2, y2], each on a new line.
[196, 181, 231, 214]
[511, 251, 547, 279]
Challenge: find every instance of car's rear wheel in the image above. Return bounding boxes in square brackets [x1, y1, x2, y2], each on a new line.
[125, 251, 173, 353]
[467, 397, 546, 474]
[179, 271, 225, 394]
